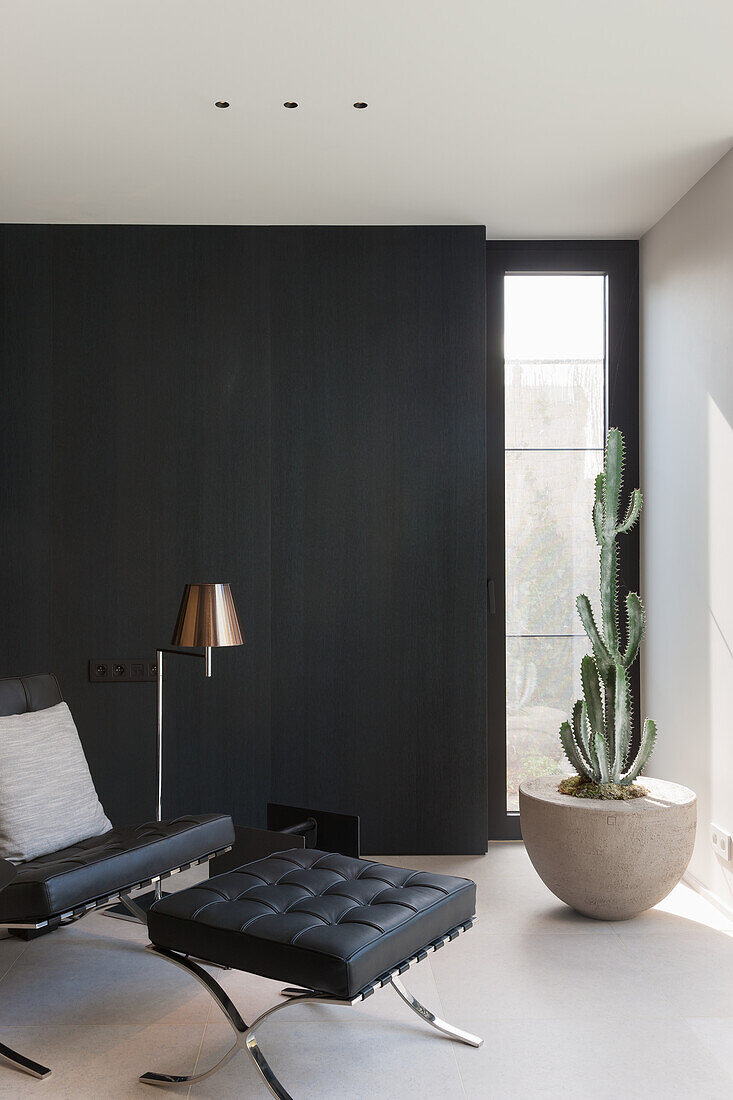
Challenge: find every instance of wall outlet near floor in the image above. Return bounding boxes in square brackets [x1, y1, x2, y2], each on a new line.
[710, 823, 732, 861]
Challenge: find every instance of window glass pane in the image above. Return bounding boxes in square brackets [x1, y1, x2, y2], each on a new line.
[506, 450, 603, 636]
[505, 360, 604, 450]
[505, 274, 606, 812]
[506, 636, 589, 812]
[505, 275, 605, 360]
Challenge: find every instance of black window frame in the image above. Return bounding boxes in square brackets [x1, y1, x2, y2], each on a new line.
[486, 240, 639, 840]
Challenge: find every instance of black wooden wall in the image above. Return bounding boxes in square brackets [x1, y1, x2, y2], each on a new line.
[1, 224, 487, 853]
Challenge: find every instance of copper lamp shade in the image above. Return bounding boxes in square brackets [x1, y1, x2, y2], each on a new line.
[171, 583, 244, 648]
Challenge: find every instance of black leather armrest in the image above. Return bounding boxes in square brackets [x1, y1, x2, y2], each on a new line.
[0, 860, 18, 893]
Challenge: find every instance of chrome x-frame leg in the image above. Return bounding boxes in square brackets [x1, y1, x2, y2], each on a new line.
[390, 974, 482, 1047]
[0, 1041, 51, 1080]
[140, 936, 482, 1098]
[139, 947, 353, 1097]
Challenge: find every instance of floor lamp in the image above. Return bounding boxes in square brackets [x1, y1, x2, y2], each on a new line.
[108, 583, 244, 920]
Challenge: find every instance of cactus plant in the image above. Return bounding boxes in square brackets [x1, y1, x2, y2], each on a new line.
[558, 428, 657, 795]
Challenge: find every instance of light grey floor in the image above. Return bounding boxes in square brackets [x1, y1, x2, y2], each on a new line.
[1, 843, 733, 1098]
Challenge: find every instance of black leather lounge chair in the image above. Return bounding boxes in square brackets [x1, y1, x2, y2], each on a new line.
[0, 673, 235, 1080]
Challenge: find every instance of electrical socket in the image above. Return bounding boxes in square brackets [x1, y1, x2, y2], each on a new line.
[710, 822, 732, 862]
[89, 659, 158, 683]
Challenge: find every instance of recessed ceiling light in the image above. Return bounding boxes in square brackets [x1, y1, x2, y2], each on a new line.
[353, 102, 368, 109]
[214, 101, 230, 109]
[283, 101, 298, 109]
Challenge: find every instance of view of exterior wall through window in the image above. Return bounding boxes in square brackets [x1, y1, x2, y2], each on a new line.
[504, 274, 607, 811]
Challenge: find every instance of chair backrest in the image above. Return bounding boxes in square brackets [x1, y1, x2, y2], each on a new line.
[0, 674, 63, 717]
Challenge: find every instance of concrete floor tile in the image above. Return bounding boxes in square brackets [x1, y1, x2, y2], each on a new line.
[686, 1017, 733, 1081]
[616, 925, 733, 1017]
[454, 1017, 733, 1100]
[0, 927, 209, 1026]
[0, 1024, 205, 1099]
[0, 936, 28, 981]
[432, 928, 674, 1021]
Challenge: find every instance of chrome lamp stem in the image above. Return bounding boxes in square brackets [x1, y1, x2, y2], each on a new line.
[154, 646, 213, 900]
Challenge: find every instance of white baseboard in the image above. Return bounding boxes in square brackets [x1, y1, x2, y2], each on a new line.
[683, 870, 733, 922]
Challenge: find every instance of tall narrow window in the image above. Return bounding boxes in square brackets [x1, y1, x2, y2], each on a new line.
[504, 274, 606, 812]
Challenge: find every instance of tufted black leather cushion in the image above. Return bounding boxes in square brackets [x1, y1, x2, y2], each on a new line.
[0, 814, 234, 922]
[147, 849, 476, 999]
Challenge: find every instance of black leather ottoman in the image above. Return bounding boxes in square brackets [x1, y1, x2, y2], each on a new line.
[141, 849, 482, 1097]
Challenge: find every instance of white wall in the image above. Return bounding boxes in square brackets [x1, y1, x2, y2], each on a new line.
[641, 146, 733, 906]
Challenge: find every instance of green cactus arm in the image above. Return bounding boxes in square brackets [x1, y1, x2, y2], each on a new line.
[603, 664, 617, 771]
[560, 720, 594, 782]
[595, 731, 611, 783]
[593, 473, 604, 545]
[571, 698, 584, 747]
[581, 656, 602, 731]
[621, 718, 657, 785]
[581, 701, 600, 779]
[603, 429, 624, 533]
[576, 594, 613, 678]
[581, 656, 612, 782]
[600, 542, 620, 655]
[581, 655, 604, 736]
[559, 720, 576, 770]
[617, 488, 642, 534]
[622, 592, 644, 669]
[612, 664, 632, 780]
[571, 699, 594, 771]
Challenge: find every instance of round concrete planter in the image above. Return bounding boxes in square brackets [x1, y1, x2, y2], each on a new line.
[519, 776, 697, 921]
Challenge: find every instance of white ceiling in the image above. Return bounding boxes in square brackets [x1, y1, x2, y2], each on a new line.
[2, 0, 733, 237]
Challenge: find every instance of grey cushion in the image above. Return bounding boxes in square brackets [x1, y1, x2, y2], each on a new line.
[0, 702, 112, 862]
